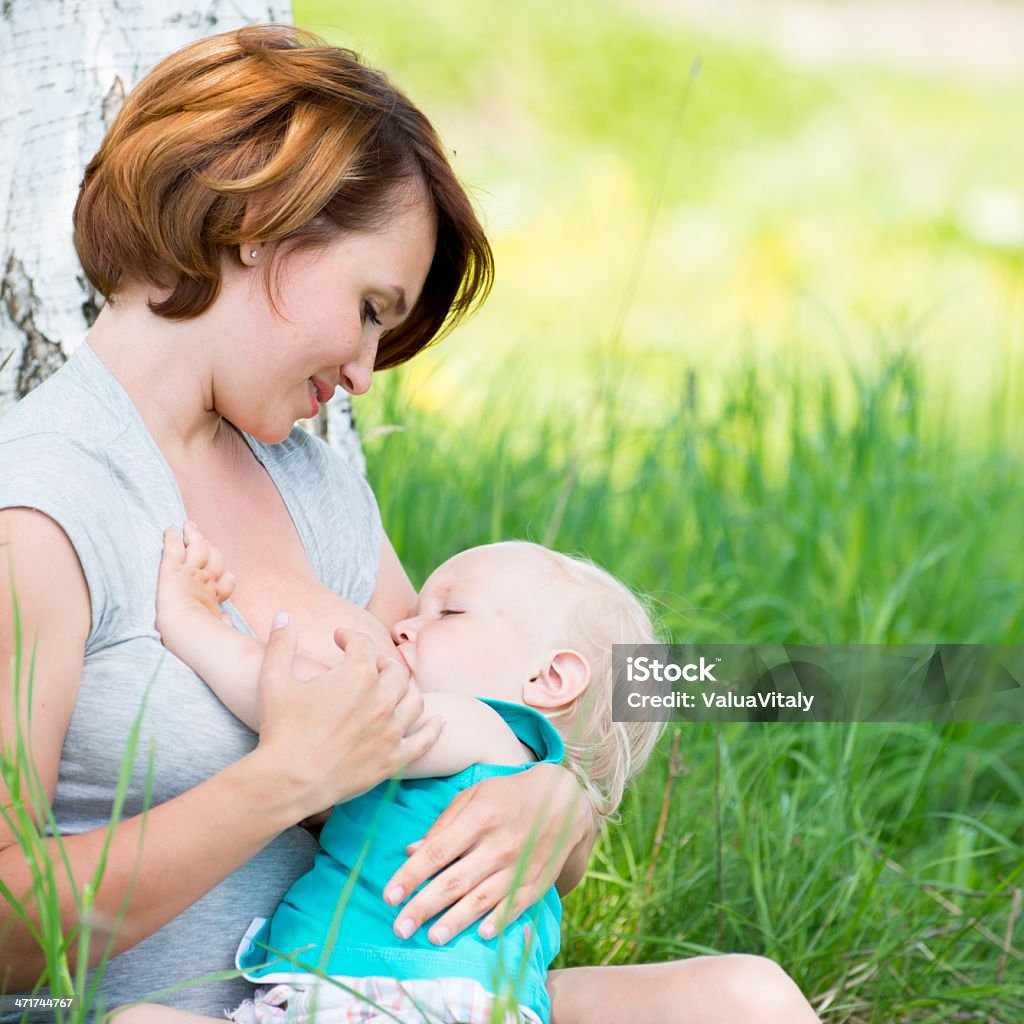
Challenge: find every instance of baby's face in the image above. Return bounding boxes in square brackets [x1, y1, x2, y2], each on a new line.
[391, 544, 568, 703]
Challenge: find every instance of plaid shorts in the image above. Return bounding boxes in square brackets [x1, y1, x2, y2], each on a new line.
[227, 976, 543, 1024]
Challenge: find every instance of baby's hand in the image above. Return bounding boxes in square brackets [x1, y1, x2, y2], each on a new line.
[156, 522, 236, 647]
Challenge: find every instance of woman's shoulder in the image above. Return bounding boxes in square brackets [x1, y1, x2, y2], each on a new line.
[0, 348, 152, 553]
[0, 343, 132, 451]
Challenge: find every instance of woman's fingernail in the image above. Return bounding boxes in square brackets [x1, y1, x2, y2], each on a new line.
[406, 839, 424, 853]
[385, 886, 405, 905]
[271, 612, 290, 630]
[479, 921, 496, 940]
[430, 925, 451, 946]
[395, 917, 414, 939]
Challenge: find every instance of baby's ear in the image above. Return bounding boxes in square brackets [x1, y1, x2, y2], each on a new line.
[525, 650, 591, 711]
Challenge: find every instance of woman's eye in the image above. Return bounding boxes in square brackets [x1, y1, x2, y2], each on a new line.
[439, 609, 463, 618]
[361, 301, 382, 327]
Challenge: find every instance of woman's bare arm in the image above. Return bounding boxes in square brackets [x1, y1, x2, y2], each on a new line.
[0, 509, 441, 990]
[367, 534, 417, 628]
[1, 509, 89, 836]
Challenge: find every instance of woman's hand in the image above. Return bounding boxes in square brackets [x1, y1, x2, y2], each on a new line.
[253, 620, 444, 819]
[382, 763, 594, 945]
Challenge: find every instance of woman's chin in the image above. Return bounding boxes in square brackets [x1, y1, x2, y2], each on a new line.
[246, 421, 296, 445]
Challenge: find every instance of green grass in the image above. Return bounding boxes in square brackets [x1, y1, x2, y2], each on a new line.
[355, 348, 1024, 1021]
[581, 720, 1024, 1021]
[0, 582, 156, 1024]
[361, 348, 1022, 647]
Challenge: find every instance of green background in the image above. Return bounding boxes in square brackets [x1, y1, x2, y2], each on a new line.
[292, 4, 1023, 1020]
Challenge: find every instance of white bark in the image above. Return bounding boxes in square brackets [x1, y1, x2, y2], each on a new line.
[0, 0, 366, 471]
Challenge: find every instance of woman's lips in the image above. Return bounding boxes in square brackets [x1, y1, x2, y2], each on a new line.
[307, 376, 335, 415]
[310, 376, 335, 404]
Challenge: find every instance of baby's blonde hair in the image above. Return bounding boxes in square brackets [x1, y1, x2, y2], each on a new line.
[506, 542, 665, 821]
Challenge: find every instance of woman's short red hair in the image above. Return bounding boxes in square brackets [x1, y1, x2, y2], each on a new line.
[73, 25, 493, 369]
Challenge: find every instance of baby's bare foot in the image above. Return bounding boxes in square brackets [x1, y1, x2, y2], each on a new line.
[156, 522, 236, 640]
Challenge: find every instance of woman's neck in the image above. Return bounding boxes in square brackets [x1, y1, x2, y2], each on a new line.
[86, 290, 233, 461]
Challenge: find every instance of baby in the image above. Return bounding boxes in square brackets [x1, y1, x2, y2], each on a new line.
[144, 524, 663, 1024]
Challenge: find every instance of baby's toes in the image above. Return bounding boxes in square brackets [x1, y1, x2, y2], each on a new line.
[160, 528, 187, 568]
[182, 521, 210, 569]
[205, 542, 227, 583]
[216, 569, 237, 603]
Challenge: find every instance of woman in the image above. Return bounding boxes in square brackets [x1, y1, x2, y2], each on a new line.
[0, 25, 818, 1024]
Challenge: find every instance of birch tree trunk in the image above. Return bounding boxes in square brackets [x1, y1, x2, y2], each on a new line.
[0, 0, 366, 471]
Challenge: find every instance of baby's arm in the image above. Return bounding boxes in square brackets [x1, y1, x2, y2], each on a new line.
[402, 693, 535, 778]
[155, 524, 328, 730]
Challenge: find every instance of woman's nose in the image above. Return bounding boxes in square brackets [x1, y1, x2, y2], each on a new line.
[340, 340, 378, 396]
[340, 359, 373, 396]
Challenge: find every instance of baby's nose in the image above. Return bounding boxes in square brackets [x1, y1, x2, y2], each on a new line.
[392, 618, 416, 645]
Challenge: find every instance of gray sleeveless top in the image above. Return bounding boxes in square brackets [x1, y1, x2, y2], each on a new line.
[0, 343, 383, 1020]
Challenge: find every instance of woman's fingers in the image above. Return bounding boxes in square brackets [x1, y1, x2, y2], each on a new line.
[415, 847, 554, 945]
[254, 615, 300, 721]
[390, 668, 422, 724]
[332, 625, 377, 662]
[393, 852, 544, 946]
[256, 621, 441, 814]
[376, 659, 442, 774]
[383, 789, 477, 908]
[390, 848, 495, 941]
[382, 767, 583, 944]
[477, 888, 534, 944]
[365, 643, 415, 719]
[385, 812, 522, 939]
[258, 613, 298, 689]
[435, 869, 539, 945]
[397, 713, 445, 775]
[419, 868, 515, 945]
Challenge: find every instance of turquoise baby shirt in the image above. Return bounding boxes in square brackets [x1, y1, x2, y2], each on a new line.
[237, 700, 565, 1023]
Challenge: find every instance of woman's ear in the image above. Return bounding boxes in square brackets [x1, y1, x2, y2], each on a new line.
[524, 650, 591, 711]
[239, 241, 262, 267]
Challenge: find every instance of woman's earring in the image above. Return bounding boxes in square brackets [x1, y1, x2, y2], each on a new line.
[249, 249, 259, 259]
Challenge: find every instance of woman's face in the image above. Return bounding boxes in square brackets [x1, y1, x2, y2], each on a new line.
[212, 189, 437, 443]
